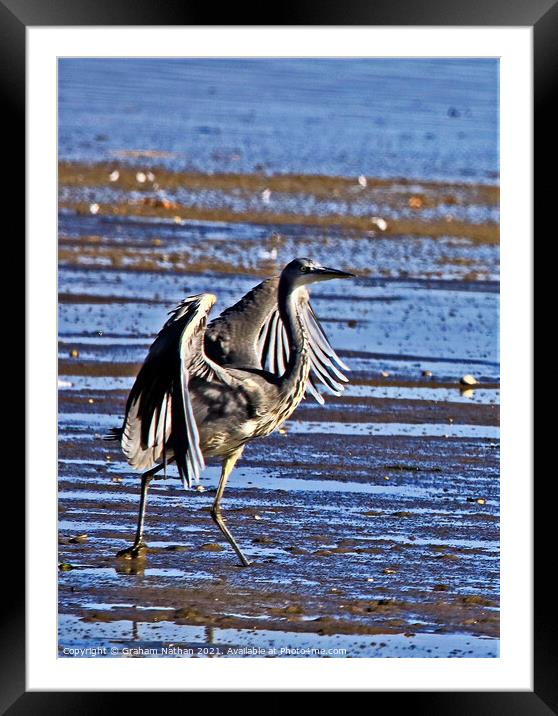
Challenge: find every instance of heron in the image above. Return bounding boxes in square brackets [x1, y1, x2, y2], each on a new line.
[106, 258, 354, 566]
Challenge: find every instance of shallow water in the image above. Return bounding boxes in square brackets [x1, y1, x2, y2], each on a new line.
[59, 375, 499, 406]
[59, 614, 499, 658]
[59, 58, 498, 183]
[59, 263, 499, 367]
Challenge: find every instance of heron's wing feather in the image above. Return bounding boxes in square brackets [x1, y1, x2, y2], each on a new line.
[205, 274, 349, 402]
[121, 294, 219, 488]
[301, 299, 350, 396]
[258, 292, 349, 401]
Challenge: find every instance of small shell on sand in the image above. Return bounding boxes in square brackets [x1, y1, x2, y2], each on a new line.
[460, 374, 478, 386]
[370, 216, 388, 231]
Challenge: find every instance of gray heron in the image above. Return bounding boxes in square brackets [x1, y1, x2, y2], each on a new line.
[106, 258, 354, 566]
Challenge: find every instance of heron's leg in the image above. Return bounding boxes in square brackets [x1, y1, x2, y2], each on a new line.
[116, 460, 171, 559]
[210, 447, 250, 567]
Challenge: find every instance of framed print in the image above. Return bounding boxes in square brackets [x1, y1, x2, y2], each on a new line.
[9, 0, 548, 711]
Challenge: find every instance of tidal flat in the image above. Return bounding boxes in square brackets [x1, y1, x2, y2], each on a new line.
[58, 58, 499, 658]
[58, 164, 499, 658]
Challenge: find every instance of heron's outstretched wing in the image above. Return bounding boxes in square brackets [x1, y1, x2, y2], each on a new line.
[257, 290, 349, 405]
[205, 276, 349, 404]
[114, 294, 223, 488]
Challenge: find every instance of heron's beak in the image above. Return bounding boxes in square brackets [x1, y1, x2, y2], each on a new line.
[315, 266, 355, 279]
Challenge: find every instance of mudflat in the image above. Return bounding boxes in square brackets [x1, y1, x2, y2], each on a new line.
[58, 161, 499, 658]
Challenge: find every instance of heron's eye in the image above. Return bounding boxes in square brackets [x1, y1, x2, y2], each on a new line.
[300, 266, 310, 273]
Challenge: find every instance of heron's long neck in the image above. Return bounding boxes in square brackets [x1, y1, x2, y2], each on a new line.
[277, 279, 310, 399]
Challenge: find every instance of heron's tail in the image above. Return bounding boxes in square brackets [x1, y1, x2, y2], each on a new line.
[103, 427, 123, 442]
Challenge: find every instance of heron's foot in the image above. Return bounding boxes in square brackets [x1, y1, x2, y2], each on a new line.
[116, 542, 148, 560]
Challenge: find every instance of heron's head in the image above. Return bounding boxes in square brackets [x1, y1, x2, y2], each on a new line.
[281, 258, 355, 289]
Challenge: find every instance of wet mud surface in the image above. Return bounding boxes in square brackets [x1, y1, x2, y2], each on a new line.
[58, 159, 499, 658]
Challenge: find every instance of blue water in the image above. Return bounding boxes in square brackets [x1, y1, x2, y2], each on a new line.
[58, 58, 498, 183]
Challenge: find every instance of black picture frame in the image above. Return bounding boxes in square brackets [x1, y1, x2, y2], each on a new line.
[8, 0, 547, 711]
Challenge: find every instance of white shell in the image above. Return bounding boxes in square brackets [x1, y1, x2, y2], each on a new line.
[460, 374, 478, 386]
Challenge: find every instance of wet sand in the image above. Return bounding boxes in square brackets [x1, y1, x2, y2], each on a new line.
[58, 163, 499, 658]
[59, 162, 499, 246]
